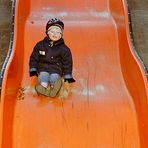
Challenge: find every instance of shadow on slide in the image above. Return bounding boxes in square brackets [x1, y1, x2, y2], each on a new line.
[0, 0, 148, 147]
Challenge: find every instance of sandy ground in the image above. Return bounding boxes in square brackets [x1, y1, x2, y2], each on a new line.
[128, 0, 148, 69]
[0, 0, 11, 70]
[0, 0, 147, 73]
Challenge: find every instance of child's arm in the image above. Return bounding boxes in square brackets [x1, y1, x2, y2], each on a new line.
[61, 46, 75, 83]
[29, 43, 40, 77]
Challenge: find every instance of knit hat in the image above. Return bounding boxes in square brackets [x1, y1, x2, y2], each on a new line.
[46, 18, 64, 35]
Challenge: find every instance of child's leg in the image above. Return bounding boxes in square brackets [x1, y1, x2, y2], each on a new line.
[35, 72, 50, 96]
[49, 73, 62, 97]
[38, 72, 50, 87]
[49, 73, 61, 87]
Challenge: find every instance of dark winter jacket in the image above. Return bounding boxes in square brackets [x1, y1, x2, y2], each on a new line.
[29, 37, 73, 77]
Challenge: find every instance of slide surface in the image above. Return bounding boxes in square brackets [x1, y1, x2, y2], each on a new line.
[0, 0, 148, 147]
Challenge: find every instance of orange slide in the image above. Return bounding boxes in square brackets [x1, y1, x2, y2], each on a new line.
[0, 0, 148, 147]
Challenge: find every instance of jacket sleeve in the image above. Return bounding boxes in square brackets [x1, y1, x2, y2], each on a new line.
[29, 43, 40, 71]
[61, 46, 73, 78]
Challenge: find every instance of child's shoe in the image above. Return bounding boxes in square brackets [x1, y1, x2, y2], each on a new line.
[35, 84, 50, 97]
[50, 78, 62, 97]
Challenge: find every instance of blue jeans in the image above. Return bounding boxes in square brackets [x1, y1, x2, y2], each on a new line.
[38, 72, 61, 87]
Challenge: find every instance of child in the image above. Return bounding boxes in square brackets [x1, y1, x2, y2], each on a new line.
[29, 18, 75, 97]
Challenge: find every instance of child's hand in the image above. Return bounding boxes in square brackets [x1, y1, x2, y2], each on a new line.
[30, 71, 38, 77]
[64, 78, 75, 83]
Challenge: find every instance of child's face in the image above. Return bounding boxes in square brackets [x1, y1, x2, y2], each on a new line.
[47, 26, 62, 41]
